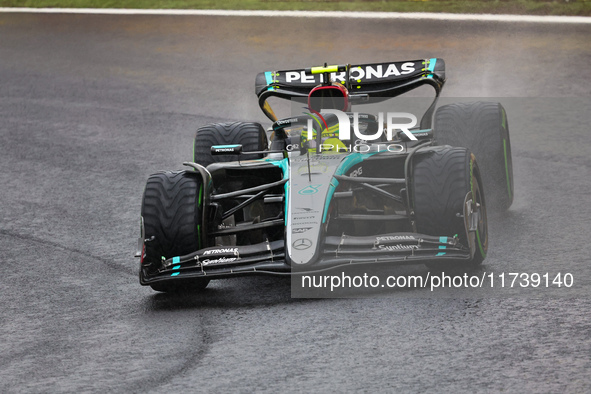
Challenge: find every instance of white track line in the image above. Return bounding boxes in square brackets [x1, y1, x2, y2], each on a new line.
[1, 8, 590, 24]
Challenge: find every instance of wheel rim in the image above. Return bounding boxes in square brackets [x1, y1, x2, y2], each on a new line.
[473, 168, 488, 259]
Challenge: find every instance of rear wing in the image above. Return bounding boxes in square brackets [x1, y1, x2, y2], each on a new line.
[255, 58, 446, 122]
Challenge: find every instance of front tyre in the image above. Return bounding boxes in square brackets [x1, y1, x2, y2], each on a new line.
[193, 122, 268, 167]
[434, 101, 513, 212]
[412, 147, 488, 268]
[140, 170, 209, 293]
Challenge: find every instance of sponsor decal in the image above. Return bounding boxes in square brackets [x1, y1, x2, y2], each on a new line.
[349, 167, 363, 178]
[293, 209, 320, 218]
[203, 247, 238, 255]
[200, 257, 238, 266]
[211, 145, 242, 155]
[293, 238, 313, 250]
[378, 244, 420, 251]
[292, 227, 312, 234]
[295, 207, 315, 212]
[284, 62, 416, 84]
[275, 117, 300, 125]
[412, 132, 429, 138]
[292, 155, 342, 163]
[376, 235, 416, 242]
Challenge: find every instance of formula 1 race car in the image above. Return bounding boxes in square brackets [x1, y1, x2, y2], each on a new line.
[137, 58, 514, 292]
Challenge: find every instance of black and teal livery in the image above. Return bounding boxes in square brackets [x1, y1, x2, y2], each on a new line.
[138, 58, 513, 293]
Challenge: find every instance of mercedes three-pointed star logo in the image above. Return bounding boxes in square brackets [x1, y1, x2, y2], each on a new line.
[292, 238, 313, 250]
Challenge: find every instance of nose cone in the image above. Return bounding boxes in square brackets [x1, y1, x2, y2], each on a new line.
[286, 153, 345, 266]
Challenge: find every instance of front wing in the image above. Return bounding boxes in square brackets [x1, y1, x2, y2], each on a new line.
[139, 233, 471, 285]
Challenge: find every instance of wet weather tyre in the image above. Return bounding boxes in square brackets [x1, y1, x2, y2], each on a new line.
[141, 170, 210, 292]
[434, 101, 513, 212]
[193, 122, 268, 167]
[412, 147, 488, 268]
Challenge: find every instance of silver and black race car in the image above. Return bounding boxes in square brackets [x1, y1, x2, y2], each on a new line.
[137, 58, 514, 292]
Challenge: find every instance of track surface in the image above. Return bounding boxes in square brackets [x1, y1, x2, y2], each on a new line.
[1, 13, 590, 392]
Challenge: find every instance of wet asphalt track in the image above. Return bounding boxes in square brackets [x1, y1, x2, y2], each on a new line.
[1, 12, 591, 392]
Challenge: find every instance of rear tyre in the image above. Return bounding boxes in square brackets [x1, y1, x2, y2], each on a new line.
[434, 101, 513, 212]
[412, 147, 488, 268]
[193, 122, 268, 167]
[141, 170, 209, 293]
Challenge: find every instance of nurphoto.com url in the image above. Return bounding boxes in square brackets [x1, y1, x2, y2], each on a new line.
[300, 272, 574, 292]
